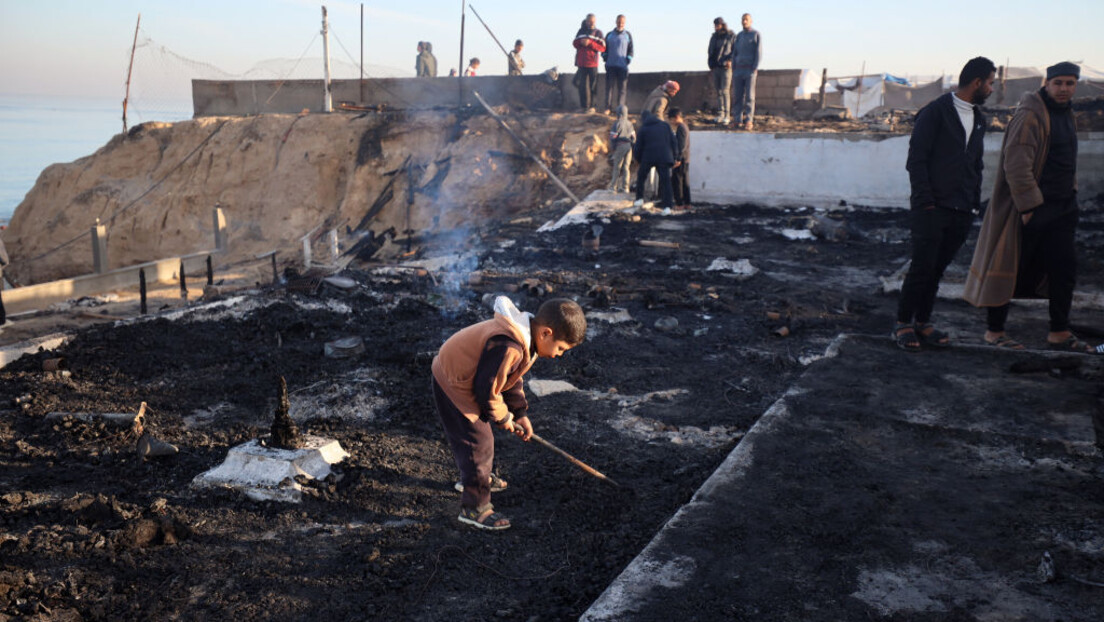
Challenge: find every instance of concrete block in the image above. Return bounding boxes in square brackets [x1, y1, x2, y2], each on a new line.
[756, 75, 777, 88]
[192, 435, 349, 503]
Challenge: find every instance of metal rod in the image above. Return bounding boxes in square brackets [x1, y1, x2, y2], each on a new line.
[471, 90, 580, 203]
[468, 5, 511, 63]
[359, 3, 365, 103]
[529, 432, 622, 488]
[458, 0, 466, 108]
[122, 13, 141, 133]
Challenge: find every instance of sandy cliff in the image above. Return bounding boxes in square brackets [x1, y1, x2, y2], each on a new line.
[4, 110, 613, 285]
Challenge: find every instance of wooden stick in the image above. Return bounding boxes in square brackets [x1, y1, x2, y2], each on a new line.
[639, 240, 680, 249]
[529, 432, 623, 488]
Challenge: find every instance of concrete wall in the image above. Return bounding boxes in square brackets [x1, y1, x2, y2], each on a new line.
[192, 69, 802, 117]
[692, 131, 1104, 208]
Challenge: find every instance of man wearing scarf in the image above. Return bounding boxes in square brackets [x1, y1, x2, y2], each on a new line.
[965, 62, 1101, 354]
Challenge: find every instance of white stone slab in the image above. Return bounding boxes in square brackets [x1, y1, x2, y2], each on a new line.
[192, 435, 349, 503]
[527, 379, 580, 397]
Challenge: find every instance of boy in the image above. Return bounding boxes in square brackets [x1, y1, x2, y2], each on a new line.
[669, 108, 691, 209]
[432, 296, 587, 530]
[464, 58, 480, 77]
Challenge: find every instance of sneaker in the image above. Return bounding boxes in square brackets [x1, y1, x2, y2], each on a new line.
[632, 199, 644, 207]
[585, 107, 596, 114]
[714, 115, 725, 124]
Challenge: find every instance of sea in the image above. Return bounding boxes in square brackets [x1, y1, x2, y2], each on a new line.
[0, 94, 192, 226]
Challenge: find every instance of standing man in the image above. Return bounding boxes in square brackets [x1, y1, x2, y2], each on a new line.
[965, 62, 1100, 354]
[603, 15, 633, 115]
[731, 13, 761, 131]
[508, 40, 525, 76]
[669, 108, 691, 209]
[632, 111, 677, 210]
[641, 80, 680, 122]
[893, 57, 996, 352]
[608, 105, 636, 193]
[416, 41, 438, 77]
[573, 14, 606, 112]
[708, 17, 736, 125]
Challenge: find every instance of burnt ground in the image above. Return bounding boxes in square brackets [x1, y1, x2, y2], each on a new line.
[2, 199, 1104, 621]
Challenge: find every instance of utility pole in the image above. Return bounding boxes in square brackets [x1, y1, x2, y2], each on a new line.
[321, 6, 333, 112]
[122, 13, 141, 133]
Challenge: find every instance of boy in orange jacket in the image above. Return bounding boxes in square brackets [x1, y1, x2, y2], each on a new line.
[432, 296, 586, 530]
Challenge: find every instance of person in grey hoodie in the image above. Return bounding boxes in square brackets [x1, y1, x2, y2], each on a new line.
[608, 105, 635, 193]
[603, 15, 634, 114]
[416, 41, 437, 77]
[731, 13, 761, 130]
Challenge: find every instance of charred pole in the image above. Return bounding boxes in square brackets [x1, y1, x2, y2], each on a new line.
[270, 376, 303, 449]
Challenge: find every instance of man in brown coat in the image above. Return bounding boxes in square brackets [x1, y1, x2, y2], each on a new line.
[963, 61, 1100, 354]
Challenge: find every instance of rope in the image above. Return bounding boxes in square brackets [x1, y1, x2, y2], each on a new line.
[263, 33, 321, 107]
[330, 29, 419, 109]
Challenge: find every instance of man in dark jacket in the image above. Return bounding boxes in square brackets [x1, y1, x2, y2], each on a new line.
[573, 14, 606, 111]
[632, 112, 677, 209]
[893, 56, 995, 351]
[707, 17, 736, 125]
[669, 108, 691, 209]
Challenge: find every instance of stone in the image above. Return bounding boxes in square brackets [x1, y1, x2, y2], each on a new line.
[191, 435, 349, 503]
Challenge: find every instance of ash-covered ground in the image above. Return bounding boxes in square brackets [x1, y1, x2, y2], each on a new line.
[2, 199, 1104, 621]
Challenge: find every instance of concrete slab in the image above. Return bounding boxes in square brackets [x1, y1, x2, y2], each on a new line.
[192, 435, 349, 503]
[583, 335, 1104, 621]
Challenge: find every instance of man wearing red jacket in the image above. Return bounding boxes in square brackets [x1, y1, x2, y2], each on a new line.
[573, 13, 606, 112]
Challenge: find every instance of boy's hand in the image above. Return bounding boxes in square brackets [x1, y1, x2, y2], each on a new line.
[512, 416, 533, 441]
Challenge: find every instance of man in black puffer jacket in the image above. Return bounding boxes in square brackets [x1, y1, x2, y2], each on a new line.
[632, 111, 677, 209]
[894, 56, 996, 352]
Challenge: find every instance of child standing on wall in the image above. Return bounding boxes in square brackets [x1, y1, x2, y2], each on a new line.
[432, 296, 587, 530]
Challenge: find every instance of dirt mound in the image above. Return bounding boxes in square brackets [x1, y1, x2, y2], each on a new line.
[4, 110, 614, 285]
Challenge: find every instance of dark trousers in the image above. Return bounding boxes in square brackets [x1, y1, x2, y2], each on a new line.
[672, 161, 691, 206]
[987, 209, 1078, 333]
[897, 207, 973, 324]
[575, 67, 598, 109]
[605, 66, 628, 111]
[433, 378, 494, 509]
[0, 288, 5, 325]
[635, 163, 674, 208]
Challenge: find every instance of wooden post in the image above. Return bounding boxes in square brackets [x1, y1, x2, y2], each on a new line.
[122, 14, 141, 133]
[471, 90, 579, 203]
[139, 268, 147, 315]
[206, 256, 214, 286]
[91, 219, 109, 274]
[179, 260, 188, 299]
[854, 61, 866, 118]
[818, 68, 827, 110]
[212, 205, 227, 252]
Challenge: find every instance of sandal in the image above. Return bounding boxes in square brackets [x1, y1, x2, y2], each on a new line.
[454, 473, 508, 493]
[893, 322, 921, 352]
[915, 323, 951, 349]
[1047, 335, 1104, 355]
[457, 504, 511, 531]
[985, 335, 1025, 350]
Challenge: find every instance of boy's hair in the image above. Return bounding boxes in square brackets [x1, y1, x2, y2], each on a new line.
[533, 298, 587, 345]
[959, 57, 996, 88]
[668, 107, 683, 120]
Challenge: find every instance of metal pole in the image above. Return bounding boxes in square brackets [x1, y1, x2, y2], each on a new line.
[321, 6, 333, 112]
[122, 13, 141, 133]
[458, 0, 466, 108]
[139, 268, 147, 315]
[359, 3, 365, 103]
[468, 5, 511, 65]
[471, 90, 579, 203]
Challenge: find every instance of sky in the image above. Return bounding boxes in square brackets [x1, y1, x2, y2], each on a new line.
[1, 0, 1103, 100]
